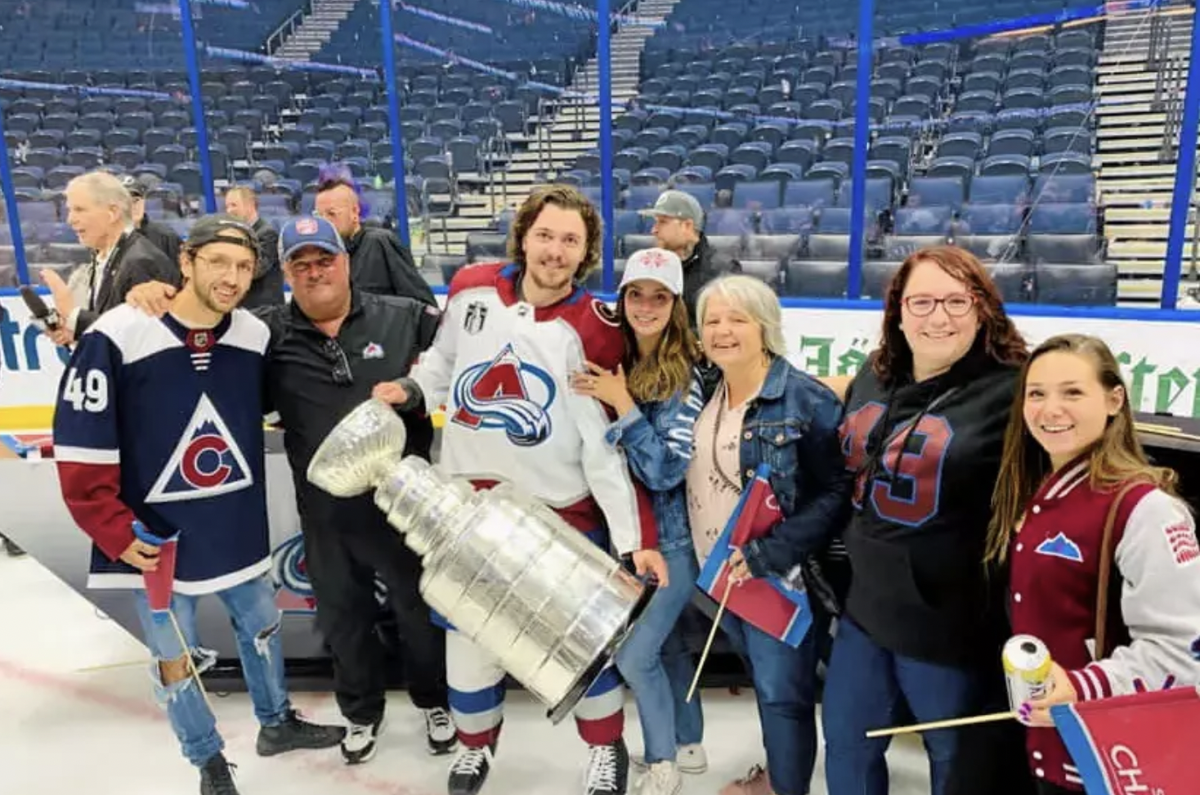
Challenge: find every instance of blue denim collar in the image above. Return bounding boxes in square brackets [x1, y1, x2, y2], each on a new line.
[757, 354, 791, 402]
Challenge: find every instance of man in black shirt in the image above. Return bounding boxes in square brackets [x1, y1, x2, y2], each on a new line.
[123, 215, 454, 768]
[639, 190, 719, 328]
[314, 176, 435, 305]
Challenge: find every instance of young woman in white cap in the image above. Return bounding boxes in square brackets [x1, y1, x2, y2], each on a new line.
[572, 247, 709, 795]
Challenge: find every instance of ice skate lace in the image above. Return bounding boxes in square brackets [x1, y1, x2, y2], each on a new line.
[451, 747, 491, 776]
[586, 745, 620, 790]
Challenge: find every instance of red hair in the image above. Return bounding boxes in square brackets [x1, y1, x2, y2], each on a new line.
[872, 245, 1028, 384]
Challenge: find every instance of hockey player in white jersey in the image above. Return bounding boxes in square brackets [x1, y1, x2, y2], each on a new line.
[375, 185, 668, 795]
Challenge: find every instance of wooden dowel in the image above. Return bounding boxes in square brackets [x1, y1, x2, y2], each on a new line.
[865, 710, 1016, 738]
[168, 609, 216, 714]
[687, 577, 735, 703]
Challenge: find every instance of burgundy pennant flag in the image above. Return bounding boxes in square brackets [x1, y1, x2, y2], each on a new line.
[133, 521, 179, 614]
[1052, 685, 1200, 794]
[696, 463, 813, 647]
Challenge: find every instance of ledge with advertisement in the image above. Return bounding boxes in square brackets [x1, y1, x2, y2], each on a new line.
[5, 289, 1200, 429]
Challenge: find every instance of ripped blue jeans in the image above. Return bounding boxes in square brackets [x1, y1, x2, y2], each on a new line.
[132, 574, 290, 767]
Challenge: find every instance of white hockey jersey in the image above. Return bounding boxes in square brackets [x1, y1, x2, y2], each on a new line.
[410, 261, 656, 555]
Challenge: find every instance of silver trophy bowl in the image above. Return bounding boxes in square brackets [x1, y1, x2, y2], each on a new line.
[306, 399, 650, 723]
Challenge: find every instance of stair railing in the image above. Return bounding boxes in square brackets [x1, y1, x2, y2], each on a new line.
[265, 0, 314, 55]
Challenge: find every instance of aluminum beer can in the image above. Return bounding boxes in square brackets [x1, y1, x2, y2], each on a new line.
[1003, 634, 1053, 709]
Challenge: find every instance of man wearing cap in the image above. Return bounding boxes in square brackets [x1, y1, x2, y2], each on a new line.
[53, 214, 345, 795]
[640, 190, 719, 327]
[123, 215, 456, 768]
[122, 174, 183, 266]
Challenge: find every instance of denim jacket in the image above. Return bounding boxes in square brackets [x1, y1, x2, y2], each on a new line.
[719, 355, 853, 594]
[604, 374, 706, 554]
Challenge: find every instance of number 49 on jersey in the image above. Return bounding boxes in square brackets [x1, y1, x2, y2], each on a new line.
[62, 367, 110, 413]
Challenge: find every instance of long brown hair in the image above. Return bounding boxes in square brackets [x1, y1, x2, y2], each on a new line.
[873, 245, 1028, 384]
[618, 289, 702, 402]
[985, 334, 1178, 564]
[506, 184, 603, 283]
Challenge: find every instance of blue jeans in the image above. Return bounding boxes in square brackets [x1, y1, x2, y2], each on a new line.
[132, 574, 291, 768]
[822, 617, 983, 795]
[615, 547, 704, 764]
[721, 607, 827, 795]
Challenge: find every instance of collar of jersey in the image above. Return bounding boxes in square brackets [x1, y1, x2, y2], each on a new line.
[161, 310, 232, 344]
[498, 263, 585, 310]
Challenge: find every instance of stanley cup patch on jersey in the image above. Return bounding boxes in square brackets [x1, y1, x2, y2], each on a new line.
[451, 344, 556, 446]
[145, 393, 254, 503]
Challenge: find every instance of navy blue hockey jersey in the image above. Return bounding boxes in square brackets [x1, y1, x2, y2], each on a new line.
[53, 304, 272, 595]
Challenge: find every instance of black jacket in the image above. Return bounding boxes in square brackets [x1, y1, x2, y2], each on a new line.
[137, 217, 182, 267]
[346, 226, 435, 306]
[257, 290, 439, 536]
[840, 344, 1019, 666]
[681, 233, 720, 328]
[77, 230, 180, 336]
[241, 217, 284, 309]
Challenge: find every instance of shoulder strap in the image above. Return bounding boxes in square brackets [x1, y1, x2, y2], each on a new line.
[1094, 480, 1144, 659]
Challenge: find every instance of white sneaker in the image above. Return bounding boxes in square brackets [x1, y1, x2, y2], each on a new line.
[341, 717, 385, 765]
[632, 744, 707, 775]
[636, 761, 682, 795]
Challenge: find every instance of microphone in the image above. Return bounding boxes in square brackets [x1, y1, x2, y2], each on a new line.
[19, 285, 61, 331]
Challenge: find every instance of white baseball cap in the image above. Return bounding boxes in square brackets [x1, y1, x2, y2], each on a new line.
[619, 247, 684, 295]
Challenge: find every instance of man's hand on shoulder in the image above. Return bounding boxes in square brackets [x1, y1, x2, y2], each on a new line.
[125, 281, 177, 317]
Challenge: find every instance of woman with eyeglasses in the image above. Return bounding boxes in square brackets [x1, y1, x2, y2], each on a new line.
[820, 246, 1033, 795]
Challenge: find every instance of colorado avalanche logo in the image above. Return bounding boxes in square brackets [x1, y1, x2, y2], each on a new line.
[451, 344, 555, 446]
[272, 533, 316, 613]
[145, 394, 253, 503]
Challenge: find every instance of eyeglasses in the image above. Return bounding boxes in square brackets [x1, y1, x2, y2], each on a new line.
[902, 293, 976, 318]
[322, 339, 353, 386]
[194, 254, 255, 277]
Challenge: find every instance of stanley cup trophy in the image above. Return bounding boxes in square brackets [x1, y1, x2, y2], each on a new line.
[306, 399, 650, 724]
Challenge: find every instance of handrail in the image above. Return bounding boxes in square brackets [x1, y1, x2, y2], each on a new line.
[265, 0, 314, 55]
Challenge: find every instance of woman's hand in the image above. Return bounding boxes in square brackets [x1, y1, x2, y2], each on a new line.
[728, 547, 754, 584]
[1018, 663, 1078, 727]
[571, 361, 635, 416]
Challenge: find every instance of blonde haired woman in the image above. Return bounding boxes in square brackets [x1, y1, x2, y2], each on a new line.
[687, 275, 851, 795]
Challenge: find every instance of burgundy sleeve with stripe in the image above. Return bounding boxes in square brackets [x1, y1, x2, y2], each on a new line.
[52, 329, 136, 562]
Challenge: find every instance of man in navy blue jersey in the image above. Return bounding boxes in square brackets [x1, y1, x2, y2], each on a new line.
[52, 215, 343, 795]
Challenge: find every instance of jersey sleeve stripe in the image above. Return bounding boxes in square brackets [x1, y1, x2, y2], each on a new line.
[53, 446, 120, 464]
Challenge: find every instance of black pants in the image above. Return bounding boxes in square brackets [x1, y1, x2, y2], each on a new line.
[1037, 782, 1079, 795]
[303, 514, 448, 725]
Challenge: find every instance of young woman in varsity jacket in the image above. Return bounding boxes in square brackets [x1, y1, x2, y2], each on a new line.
[571, 248, 709, 795]
[986, 334, 1200, 794]
[820, 246, 1035, 795]
[688, 275, 852, 795]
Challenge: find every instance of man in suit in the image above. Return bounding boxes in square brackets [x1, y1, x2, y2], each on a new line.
[39, 171, 179, 347]
[224, 185, 284, 308]
[122, 174, 182, 266]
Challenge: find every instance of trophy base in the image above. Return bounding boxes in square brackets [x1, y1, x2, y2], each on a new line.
[544, 580, 655, 725]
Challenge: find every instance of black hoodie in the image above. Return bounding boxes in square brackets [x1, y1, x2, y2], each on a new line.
[840, 343, 1019, 666]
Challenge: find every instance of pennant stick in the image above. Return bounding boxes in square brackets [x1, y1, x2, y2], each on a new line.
[75, 659, 152, 673]
[167, 609, 216, 714]
[865, 710, 1016, 738]
[687, 576, 736, 703]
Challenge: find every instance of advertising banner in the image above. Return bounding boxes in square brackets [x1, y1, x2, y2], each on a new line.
[5, 294, 1200, 421]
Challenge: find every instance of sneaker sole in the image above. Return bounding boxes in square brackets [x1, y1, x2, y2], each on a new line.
[428, 737, 459, 756]
[632, 758, 707, 775]
[342, 718, 386, 766]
